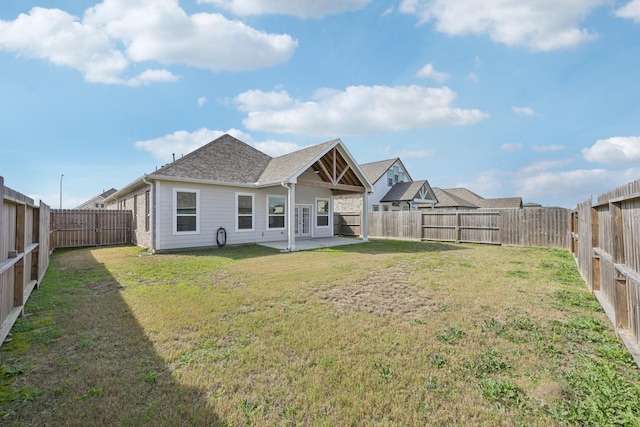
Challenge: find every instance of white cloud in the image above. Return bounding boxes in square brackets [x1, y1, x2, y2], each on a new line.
[134, 128, 300, 161]
[532, 144, 565, 152]
[253, 140, 302, 157]
[518, 158, 574, 174]
[466, 72, 479, 82]
[513, 168, 640, 206]
[512, 106, 539, 116]
[197, 97, 208, 107]
[501, 143, 522, 152]
[416, 63, 449, 83]
[393, 149, 436, 159]
[399, 0, 607, 51]
[197, 0, 372, 18]
[235, 85, 488, 136]
[582, 136, 640, 164]
[0, 1, 297, 85]
[616, 0, 640, 22]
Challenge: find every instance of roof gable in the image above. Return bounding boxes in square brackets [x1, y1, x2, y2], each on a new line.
[433, 188, 479, 208]
[381, 180, 437, 203]
[258, 139, 337, 184]
[359, 158, 398, 184]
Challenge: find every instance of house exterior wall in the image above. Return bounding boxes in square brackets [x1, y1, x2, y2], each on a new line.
[154, 180, 334, 251]
[105, 185, 153, 249]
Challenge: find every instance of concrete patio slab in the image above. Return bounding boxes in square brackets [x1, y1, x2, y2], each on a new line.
[258, 237, 366, 252]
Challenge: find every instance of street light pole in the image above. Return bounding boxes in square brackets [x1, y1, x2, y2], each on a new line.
[60, 174, 64, 209]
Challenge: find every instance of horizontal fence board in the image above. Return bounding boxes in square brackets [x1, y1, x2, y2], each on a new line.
[1, 176, 50, 347]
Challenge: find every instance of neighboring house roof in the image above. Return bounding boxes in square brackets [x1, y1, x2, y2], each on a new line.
[100, 188, 118, 199]
[359, 157, 413, 185]
[432, 188, 479, 209]
[381, 180, 438, 203]
[360, 158, 398, 184]
[76, 188, 118, 209]
[433, 187, 523, 209]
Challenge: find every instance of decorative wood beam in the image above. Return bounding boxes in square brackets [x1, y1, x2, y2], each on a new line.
[336, 164, 350, 185]
[298, 179, 365, 193]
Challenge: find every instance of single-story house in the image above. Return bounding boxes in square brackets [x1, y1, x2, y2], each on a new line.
[432, 187, 523, 210]
[334, 158, 438, 213]
[76, 188, 117, 209]
[104, 134, 373, 252]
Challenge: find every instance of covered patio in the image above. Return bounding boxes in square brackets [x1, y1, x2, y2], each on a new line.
[259, 237, 366, 252]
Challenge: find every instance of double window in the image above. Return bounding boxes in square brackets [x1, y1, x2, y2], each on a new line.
[236, 192, 254, 231]
[174, 189, 199, 234]
[316, 198, 330, 227]
[267, 195, 286, 229]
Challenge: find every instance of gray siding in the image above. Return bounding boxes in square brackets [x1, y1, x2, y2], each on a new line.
[155, 180, 334, 251]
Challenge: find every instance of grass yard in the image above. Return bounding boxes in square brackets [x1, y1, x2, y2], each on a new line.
[1, 240, 640, 426]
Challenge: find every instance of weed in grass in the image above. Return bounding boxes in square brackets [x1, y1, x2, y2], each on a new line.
[465, 349, 510, 377]
[555, 357, 640, 426]
[437, 326, 466, 344]
[539, 260, 555, 270]
[437, 302, 451, 312]
[374, 362, 392, 380]
[143, 371, 160, 383]
[425, 376, 438, 391]
[240, 399, 262, 425]
[479, 377, 528, 409]
[552, 263, 584, 286]
[458, 261, 473, 268]
[77, 387, 103, 402]
[553, 289, 602, 311]
[410, 318, 425, 326]
[595, 343, 637, 367]
[428, 353, 447, 368]
[506, 270, 529, 279]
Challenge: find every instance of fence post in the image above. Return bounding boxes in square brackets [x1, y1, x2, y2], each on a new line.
[455, 211, 460, 243]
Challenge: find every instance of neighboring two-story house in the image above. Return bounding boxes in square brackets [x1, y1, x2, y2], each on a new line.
[334, 158, 438, 213]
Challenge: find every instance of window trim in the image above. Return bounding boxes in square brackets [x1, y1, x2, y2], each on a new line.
[266, 194, 286, 230]
[236, 192, 255, 232]
[173, 188, 200, 235]
[315, 197, 330, 229]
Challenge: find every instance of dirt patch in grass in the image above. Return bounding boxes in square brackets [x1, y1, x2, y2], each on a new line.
[316, 261, 437, 318]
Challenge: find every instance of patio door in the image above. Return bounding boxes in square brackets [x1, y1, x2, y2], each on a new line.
[295, 205, 312, 238]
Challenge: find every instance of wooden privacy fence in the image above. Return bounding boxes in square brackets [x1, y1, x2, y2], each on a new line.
[333, 212, 361, 236]
[337, 208, 572, 248]
[0, 176, 51, 345]
[574, 178, 640, 352]
[51, 209, 132, 249]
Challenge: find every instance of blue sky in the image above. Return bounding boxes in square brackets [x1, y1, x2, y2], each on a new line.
[1, 0, 639, 209]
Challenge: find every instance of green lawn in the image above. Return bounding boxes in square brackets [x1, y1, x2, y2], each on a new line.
[1, 240, 639, 426]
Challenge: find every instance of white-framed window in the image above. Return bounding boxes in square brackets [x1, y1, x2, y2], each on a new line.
[236, 192, 255, 231]
[173, 188, 199, 234]
[267, 195, 286, 229]
[387, 170, 394, 186]
[316, 198, 330, 228]
[372, 205, 380, 212]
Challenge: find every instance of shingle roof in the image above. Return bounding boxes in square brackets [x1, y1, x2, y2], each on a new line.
[432, 188, 479, 209]
[380, 180, 436, 203]
[258, 139, 338, 183]
[433, 187, 523, 209]
[153, 134, 272, 183]
[100, 188, 117, 198]
[359, 158, 398, 184]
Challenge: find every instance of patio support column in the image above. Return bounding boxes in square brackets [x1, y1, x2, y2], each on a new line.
[288, 183, 296, 251]
[362, 191, 369, 242]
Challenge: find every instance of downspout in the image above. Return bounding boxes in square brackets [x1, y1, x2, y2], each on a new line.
[281, 182, 295, 251]
[142, 175, 155, 252]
